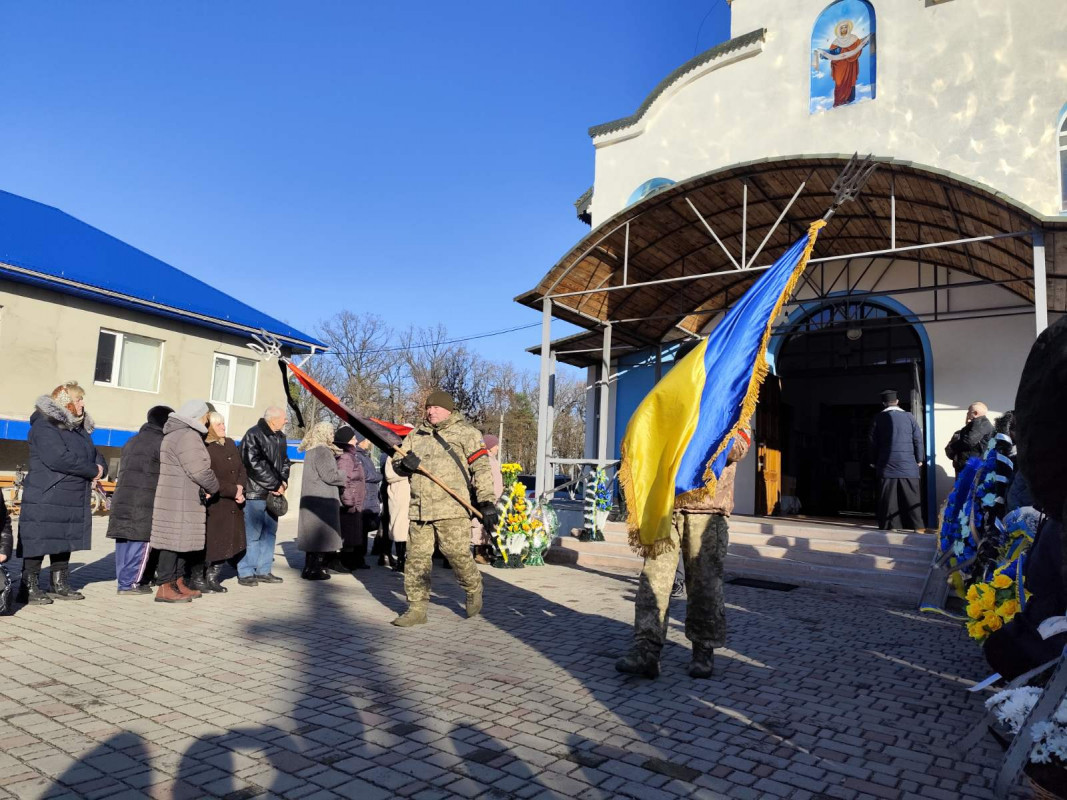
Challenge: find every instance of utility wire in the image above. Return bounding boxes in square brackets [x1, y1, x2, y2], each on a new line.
[317, 321, 541, 357]
[693, 0, 725, 56]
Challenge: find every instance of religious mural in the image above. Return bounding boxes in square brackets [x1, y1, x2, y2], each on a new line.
[810, 0, 876, 114]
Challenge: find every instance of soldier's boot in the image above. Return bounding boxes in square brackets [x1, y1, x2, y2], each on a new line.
[688, 644, 715, 679]
[615, 646, 660, 679]
[465, 587, 483, 619]
[391, 602, 428, 627]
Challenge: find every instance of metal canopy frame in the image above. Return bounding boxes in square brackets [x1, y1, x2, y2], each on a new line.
[527, 157, 1063, 500]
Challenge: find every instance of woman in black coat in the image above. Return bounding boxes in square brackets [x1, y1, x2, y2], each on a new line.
[105, 405, 172, 595]
[190, 412, 248, 593]
[17, 382, 106, 605]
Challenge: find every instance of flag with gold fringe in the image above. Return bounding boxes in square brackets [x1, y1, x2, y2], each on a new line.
[619, 219, 826, 557]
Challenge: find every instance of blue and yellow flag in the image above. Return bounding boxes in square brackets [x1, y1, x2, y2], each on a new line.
[620, 220, 826, 556]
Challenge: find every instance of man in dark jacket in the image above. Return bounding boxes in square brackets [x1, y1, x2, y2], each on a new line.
[945, 402, 995, 474]
[237, 407, 291, 586]
[869, 389, 924, 531]
[106, 406, 172, 595]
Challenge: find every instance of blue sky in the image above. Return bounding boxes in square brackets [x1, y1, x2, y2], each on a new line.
[0, 2, 730, 370]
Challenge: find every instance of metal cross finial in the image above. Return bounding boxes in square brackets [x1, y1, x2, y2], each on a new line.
[247, 329, 283, 361]
[823, 152, 879, 221]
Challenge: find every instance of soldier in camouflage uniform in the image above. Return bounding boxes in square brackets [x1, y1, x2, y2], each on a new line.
[617, 429, 751, 679]
[391, 391, 499, 627]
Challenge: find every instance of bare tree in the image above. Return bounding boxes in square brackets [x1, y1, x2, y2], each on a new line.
[316, 312, 400, 418]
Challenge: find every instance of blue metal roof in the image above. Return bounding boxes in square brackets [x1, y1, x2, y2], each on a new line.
[0, 190, 325, 350]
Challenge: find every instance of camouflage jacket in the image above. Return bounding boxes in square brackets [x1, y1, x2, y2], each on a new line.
[393, 412, 495, 521]
[675, 428, 752, 516]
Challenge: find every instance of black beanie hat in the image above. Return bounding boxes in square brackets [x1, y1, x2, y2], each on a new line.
[1015, 316, 1067, 521]
[334, 425, 356, 445]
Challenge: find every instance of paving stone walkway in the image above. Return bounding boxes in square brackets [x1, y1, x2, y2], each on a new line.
[0, 520, 1020, 799]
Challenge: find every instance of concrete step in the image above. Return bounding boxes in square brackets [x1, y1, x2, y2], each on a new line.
[723, 554, 926, 598]
[552, 515, 935, 600]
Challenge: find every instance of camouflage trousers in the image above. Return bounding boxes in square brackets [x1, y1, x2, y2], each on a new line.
[633, 511, 729, 654]
[405, 517, 482, 604]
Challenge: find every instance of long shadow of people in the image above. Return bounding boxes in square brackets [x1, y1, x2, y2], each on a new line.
[51, 731, 154, 798]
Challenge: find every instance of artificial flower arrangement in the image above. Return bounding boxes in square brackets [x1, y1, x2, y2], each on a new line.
[986, 686, 1067, 796]
[501, 462, 522, 489]
[582, 468, 613, 542]
[963, 506, 1040, 643]
[493, 480, 547, 568]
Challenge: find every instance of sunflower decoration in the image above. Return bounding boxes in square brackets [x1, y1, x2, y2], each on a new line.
[965, 570, 1023, 644]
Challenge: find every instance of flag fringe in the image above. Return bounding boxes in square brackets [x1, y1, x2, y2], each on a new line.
[623, 219, 826, 558]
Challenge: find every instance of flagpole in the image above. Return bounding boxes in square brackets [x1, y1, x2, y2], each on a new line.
[263, 343, 484, 521]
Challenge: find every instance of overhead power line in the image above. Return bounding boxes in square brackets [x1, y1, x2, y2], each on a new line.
[318, 321, 541, 357]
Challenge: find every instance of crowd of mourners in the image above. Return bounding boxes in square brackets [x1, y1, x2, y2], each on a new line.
[1, 382, 502, 608]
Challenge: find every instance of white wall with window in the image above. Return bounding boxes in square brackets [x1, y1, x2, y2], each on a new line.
[94, 329, 163, 393]
[210, 352, 258, 421]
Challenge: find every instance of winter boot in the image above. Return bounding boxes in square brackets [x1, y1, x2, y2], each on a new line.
[391, 602, 428, 627]
[47, 567, 85, 601]
[393, 542, 407, 573]
[175, 577, 202, 599]
[465, 588, 483, 619]
[615, 646, 661, 679]
[204, 563, 228, 593]
[16, 570, 53, 605]
[186, 565, 208, 593]
[689, 644, 715, 679]
[325, 553, 350, 575]
[155, 582, 192, 603]
[302, 553, 330, 581]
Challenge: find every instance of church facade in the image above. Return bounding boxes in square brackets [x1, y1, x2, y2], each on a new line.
[521, 0, 1067, 524]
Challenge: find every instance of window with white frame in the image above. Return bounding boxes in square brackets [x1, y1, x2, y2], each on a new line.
[94, 329, 163, 392]
[211, 353, 258, 407]
[1060, 109, 1067, 212]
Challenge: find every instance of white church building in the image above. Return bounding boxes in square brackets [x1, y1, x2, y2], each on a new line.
[519, 0, 1067, 527]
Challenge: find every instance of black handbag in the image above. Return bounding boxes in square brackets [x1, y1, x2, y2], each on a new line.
[266, 492, 288, 518]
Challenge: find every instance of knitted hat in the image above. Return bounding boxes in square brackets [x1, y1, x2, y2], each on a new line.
[880, 389, 898, 404]
[484, 434, 499, 449]
[1015, 316, 1067, 521]
[334, 425, 356, 445]
[176, 400, 210, 421]
[425, 390, 455, 411]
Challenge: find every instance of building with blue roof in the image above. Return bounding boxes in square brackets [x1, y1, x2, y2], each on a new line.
[0, 189, 324, 472]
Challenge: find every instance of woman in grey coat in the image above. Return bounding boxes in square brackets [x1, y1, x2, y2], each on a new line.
[297, 421, 347, 580]
[149, 400, 220, 603]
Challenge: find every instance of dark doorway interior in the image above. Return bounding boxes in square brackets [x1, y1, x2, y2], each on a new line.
[769, 301, 925, 520]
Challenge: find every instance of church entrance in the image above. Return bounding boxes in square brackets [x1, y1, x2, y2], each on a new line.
[758, 300, 926, 521]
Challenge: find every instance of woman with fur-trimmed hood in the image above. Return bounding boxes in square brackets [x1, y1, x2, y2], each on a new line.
[17, 381, 107, 605]
[296, 421, 346, 580]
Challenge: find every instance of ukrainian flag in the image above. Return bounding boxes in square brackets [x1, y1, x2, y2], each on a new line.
[620, 220, 826, 556]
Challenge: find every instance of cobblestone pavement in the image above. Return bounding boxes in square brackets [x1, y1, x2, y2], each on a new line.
[0, 520, 1018, 799]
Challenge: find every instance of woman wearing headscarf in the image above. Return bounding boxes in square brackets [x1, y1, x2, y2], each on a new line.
[470, 434, 504, 564]
[191, 411, 248, 593]
[333, 425, 365, 572]
[17, 381, 107, 605]
[150, 400, 220, 603]
[297, 421, 347, 580]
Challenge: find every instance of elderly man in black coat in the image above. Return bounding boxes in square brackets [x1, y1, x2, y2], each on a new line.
[106, 406, 172, 595]
[944, 401, 995, 474]
[869, 389, 924, 531]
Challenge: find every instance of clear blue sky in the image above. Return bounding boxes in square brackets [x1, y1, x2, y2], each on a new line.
[0, 1, 730, 370]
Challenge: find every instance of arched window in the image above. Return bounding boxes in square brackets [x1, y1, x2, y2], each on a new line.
[627, 177, 675, 207]
[810, 0, 877, 114]
[1059, 109, 1067, 212]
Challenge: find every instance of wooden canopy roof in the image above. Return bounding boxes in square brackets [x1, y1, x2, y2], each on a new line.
[518, 156, 1066, 367]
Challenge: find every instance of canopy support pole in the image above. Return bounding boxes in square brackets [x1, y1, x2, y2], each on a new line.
[1034, 230, 1048, 335]
[597, 323, 612, 466]
[535, 299, 553, 500]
